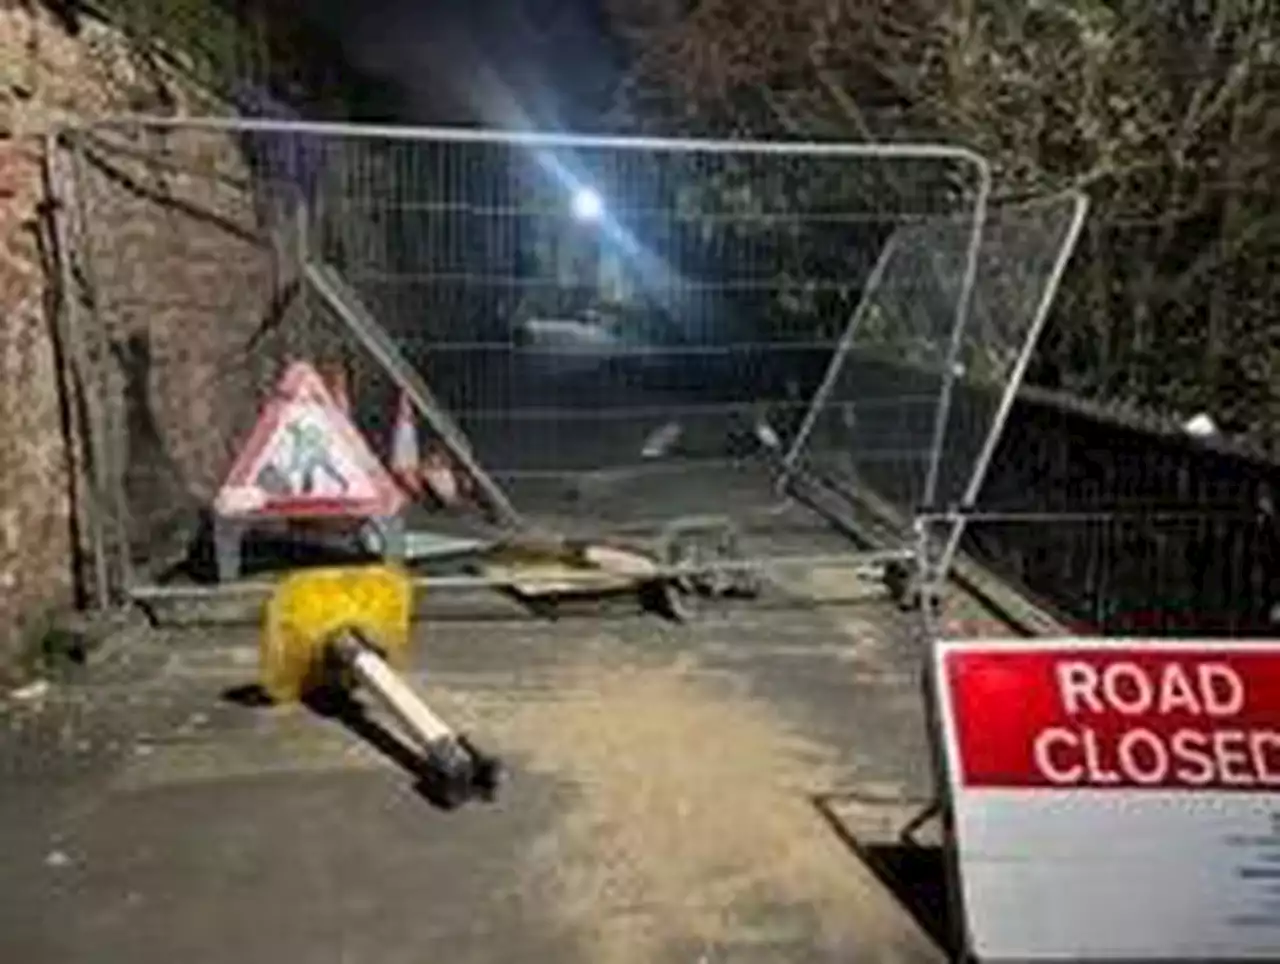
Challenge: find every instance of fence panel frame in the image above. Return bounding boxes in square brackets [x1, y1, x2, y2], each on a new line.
[932, 191, 1090, 585]
[783, 190, 1090, 602]
[58, 114, 1002, 608]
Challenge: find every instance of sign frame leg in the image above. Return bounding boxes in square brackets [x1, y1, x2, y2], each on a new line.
[215, 516, 244, 583]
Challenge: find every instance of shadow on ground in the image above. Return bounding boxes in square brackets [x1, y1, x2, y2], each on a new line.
[219, 682, 491, 811]
[813, 792, 957, 958]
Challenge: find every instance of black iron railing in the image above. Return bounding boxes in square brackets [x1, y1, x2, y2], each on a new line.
[957, 387, 1279, 637]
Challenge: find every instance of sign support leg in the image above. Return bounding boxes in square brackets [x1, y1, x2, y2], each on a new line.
[215, 516, 243, 582]
[377, 515, 406, 563]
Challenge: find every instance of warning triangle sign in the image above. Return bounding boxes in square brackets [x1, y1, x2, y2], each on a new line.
[215, 361, 407, 519]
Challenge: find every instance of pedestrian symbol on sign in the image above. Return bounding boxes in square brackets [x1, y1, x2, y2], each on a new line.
[255, 416, 350, 496]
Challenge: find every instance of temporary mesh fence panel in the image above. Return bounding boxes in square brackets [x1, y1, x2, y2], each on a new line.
[785, 191, 1088, 567]
[302, 259, 523, 529]
[300, 128, 989, 550]
[62, 118, 998, 594]
[62, 122, 319, 589]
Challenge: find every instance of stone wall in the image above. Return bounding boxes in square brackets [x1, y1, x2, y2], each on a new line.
[0, 2, 291, 674]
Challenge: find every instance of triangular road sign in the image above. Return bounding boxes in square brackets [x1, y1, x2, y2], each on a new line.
[215, 361, 407, 519]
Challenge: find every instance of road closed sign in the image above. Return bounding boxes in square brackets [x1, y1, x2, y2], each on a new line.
[932, 639, 1280, 961]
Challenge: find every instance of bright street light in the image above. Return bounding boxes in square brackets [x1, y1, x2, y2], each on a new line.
[571, 187, 603, 222]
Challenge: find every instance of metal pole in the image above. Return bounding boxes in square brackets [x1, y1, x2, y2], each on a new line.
[126, 547, 915, 603]
[44, 131, 111, 610]
[303, 259, 525, 530]
[77, 116, 992, 172]
[934, 193, 1090, 581]
[65, 129, 137, 601]
[919, 164, 993, 517]
[331, 628, 454, 746]
[778, 235, 899, 491]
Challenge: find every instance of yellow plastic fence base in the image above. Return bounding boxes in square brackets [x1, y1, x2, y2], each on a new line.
[261, 565, 414, 703]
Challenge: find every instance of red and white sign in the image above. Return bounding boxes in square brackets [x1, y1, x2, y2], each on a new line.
[214, 361, 406, 519]
[933, 638, 1280, 961]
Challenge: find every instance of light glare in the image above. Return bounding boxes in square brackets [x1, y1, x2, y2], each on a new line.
[572, 187, 603, 221]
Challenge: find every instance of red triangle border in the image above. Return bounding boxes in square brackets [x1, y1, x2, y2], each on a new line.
[215, 361, 407, 519]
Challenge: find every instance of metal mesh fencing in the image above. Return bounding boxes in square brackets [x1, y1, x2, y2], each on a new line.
[298, 127, 991, 557]
[783, 191, 1088, 572]
[59, 117, 1002, 599]
[57, 120, 318, 591]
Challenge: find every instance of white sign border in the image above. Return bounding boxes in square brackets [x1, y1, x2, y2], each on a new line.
[928, 635, 1280, 964]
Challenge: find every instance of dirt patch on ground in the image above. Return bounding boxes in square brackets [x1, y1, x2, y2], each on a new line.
[450, 645, 916, 963]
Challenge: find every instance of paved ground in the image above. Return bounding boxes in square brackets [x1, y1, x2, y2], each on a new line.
[0, 574, 970, 964]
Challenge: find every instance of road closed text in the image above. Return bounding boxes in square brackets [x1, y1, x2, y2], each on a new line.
[1033, 661, 1280, 788]
[942, 647, 1280, 791]
[938, 643, 1280, 961]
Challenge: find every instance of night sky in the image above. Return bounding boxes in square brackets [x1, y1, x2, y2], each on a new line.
[307, 0, 619, 128]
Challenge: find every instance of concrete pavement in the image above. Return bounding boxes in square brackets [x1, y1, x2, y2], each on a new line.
[0, 588, 954, 964]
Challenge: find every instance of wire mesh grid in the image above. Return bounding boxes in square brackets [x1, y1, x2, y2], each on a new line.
[300, 127, 990, 557]
[60, 120, 327, 589]
[783, 191, 1089, 574]
[59, 117, 1013, 595]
